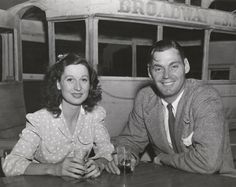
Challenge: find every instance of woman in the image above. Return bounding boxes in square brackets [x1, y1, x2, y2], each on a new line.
[3, 53, 114, 179]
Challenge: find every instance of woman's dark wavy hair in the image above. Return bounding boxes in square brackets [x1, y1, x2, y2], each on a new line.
[42, 53, 102, 117]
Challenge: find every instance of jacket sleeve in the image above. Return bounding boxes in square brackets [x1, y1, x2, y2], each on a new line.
[159, 87, 228, 174]
[113, 89, 150, 160]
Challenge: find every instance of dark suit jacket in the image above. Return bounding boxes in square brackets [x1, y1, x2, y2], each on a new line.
[114, 79, 236, 176]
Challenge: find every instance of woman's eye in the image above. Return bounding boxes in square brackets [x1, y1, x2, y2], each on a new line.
[66, 78, 73, 82]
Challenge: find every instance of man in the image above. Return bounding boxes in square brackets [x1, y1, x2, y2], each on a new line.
[105, 40, 236, 176]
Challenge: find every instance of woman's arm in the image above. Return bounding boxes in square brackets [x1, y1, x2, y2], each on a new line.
[24, 157, 86, 178]
[2, 121, 41, 176]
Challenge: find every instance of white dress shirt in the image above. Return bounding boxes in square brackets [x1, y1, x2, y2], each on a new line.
[161, 90, 184, 148]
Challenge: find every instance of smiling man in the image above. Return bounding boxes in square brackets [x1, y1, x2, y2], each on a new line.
[105, 40, 236, 177]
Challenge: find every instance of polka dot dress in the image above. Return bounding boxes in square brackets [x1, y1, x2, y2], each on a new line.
[2, 105, 114, 176]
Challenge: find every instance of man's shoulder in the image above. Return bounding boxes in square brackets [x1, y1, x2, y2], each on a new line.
[185, 79, 221, 102]
[134, 85, 161, 109]
[137, 85, 156, 97]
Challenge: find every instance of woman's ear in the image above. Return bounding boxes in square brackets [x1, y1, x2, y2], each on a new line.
[184, 58, 190, 74]
[56, 81, 61, 90]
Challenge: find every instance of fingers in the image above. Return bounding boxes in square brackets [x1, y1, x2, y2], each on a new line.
[68, 164, 85, 176]
[113, 154, 119, 166]
[153, 155, 162, 165]
[84, 160, 101, 178]
[60, 157, 86, 178]
[105, 159, 120, 175]
[64, 170, 83, 179]
[85, 170, 100, 178]
[130, 157, 136, 171]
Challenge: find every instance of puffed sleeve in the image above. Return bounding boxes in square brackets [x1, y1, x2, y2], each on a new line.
[90, 106, 114, 161]
[2, 113, 41, 176]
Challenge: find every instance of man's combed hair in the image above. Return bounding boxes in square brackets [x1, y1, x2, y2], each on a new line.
[42, 53, 102, 117]
[148, 40, 186, 64]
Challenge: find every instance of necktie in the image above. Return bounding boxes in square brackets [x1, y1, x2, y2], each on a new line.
[167, 103, 177, 152]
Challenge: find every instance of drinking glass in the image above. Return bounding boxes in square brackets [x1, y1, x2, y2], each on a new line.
[116, 146, 132, 174]
[74, 148, 91, 176]
[74, 148, 90, 163]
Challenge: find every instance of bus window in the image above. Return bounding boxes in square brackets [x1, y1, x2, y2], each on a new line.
[99, 43, 132, 76]
[168, 0, 201, 6]
[173, 0, 185, 4]
[20, 7, 48, 113]
[137, 45, 150, 77]
[22, 41, 48, 74]
[55, 21, 85, 58]
[163, 26, 204, 79]
[191, 0, 201, 6]
[0, 36, 2, 81]
[98, 20, 156, 77]
[209, 32, 236, 80]
[21, 8, 48, 80]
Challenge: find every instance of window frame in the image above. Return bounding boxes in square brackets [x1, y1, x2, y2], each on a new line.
[207, 30, 236, 83]
[43, 14, 236, 83]
[0, 30, 15, 81]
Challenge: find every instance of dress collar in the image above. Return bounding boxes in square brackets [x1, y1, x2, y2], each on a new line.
[58, 104, 85, 117]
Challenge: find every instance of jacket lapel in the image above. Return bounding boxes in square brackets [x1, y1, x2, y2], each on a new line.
[175, 94, 186, 152]
[174, 80, 194, 152]
[144, 95, 174, 153]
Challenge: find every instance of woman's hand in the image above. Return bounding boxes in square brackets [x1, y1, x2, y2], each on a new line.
[54, 157, 86, 179]
[83, 159, 102, 178]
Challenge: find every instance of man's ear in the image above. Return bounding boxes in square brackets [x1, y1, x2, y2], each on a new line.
[184, 58, 190, 74]
[147, 66, 153, 80]
[56, 81, 61, 90]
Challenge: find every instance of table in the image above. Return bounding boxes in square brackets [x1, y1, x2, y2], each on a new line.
[1, 162, 236, 187]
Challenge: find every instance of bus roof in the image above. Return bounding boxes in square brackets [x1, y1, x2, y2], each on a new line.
[9, 0, 236, 32]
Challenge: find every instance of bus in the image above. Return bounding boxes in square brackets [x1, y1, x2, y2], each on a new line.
[0, 8, 25, 153]
[0, 0, 236, 161]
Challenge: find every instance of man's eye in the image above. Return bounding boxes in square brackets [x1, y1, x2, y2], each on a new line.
[82, 78, 88, 82]
[153, 66, 162, 72]
[172, 64, 179, 69]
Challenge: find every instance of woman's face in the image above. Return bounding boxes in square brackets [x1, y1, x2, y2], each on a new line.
[57, 64, 90, 107]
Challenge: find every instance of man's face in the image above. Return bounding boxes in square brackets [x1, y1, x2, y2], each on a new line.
[149, 48, 190, 103]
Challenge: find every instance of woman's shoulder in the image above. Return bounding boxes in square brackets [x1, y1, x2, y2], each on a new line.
[86, 105, 106, 121]
[26, 108, 54, 122]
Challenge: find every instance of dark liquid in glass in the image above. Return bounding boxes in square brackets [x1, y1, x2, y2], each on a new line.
[118, 165, 132, 174]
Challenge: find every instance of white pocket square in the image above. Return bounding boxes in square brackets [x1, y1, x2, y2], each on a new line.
[182, 132, 194, 146]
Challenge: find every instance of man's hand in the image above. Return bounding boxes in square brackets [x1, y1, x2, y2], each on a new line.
[105, 153, 120, 175]
[105, 153, 137, 175]
[153, 153, 164, 165]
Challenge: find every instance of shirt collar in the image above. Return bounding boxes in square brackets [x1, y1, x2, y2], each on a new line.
[161, 90, 184, 113]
